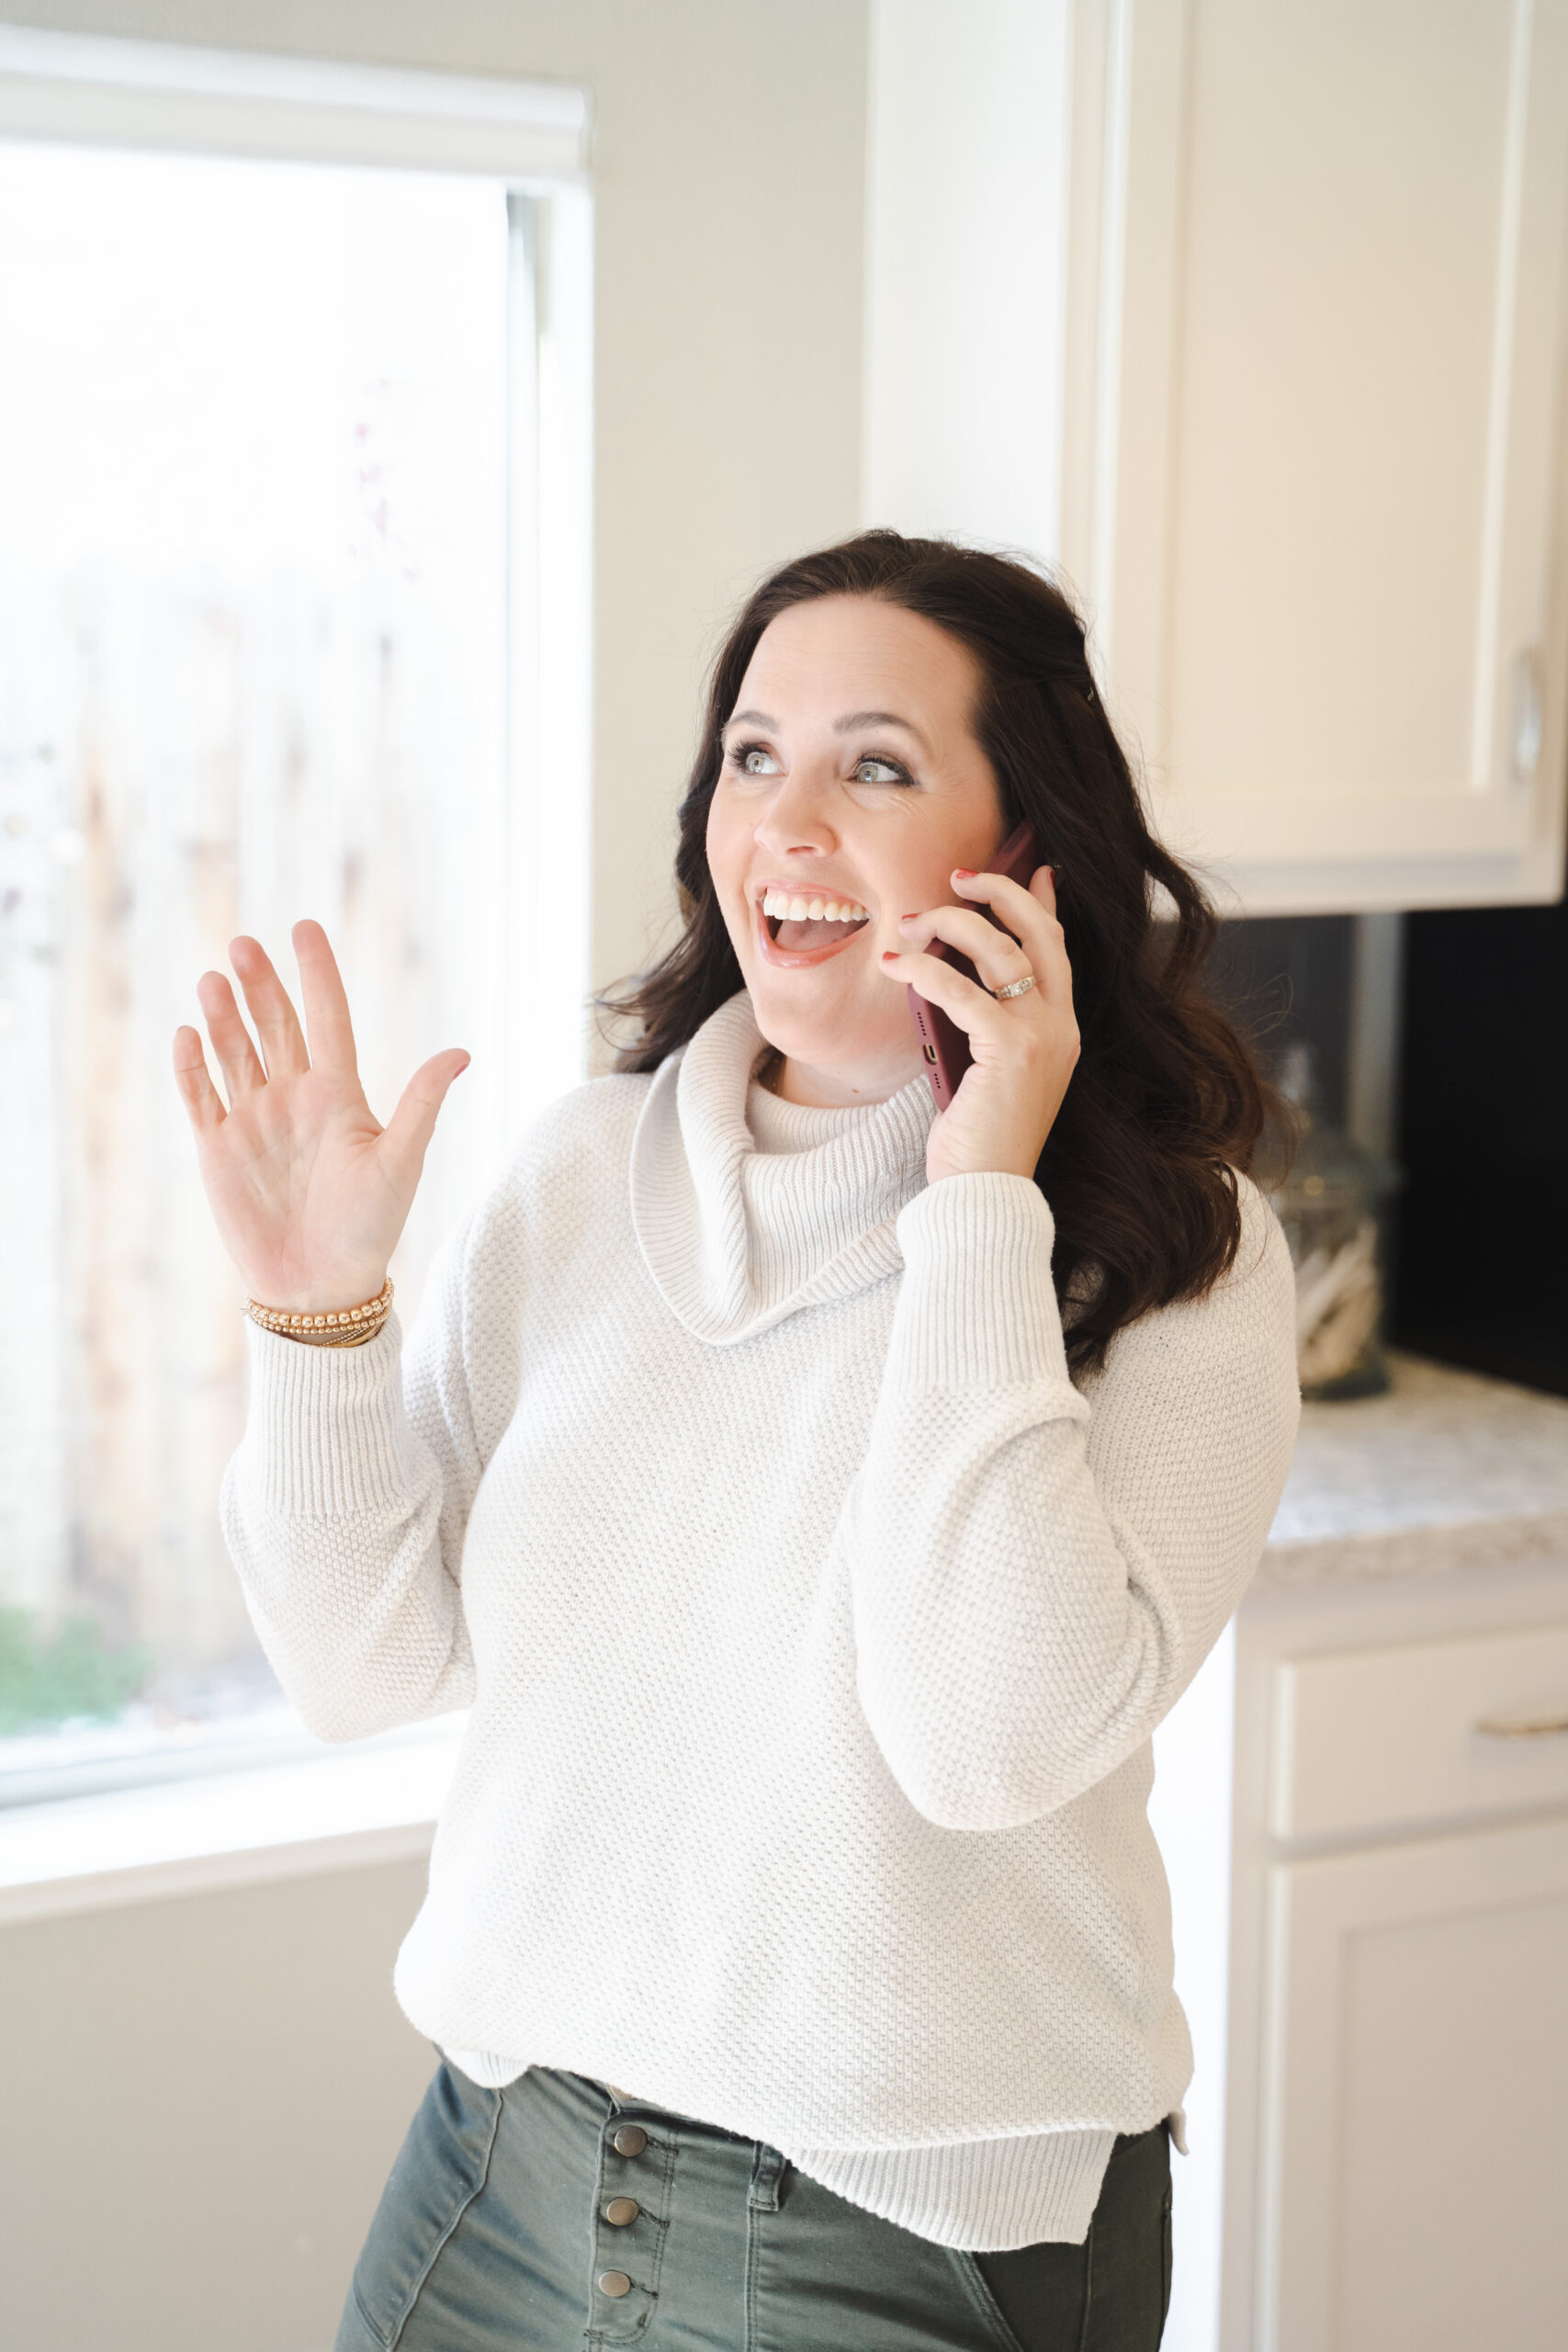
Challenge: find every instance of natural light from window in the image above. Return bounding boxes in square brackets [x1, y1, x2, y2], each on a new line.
[0, 139, 578, 1794]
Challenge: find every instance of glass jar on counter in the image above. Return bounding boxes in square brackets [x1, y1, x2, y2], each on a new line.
[1260, 1042, 1402, 1401]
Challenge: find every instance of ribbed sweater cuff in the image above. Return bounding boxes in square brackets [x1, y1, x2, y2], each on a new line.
[890, 1173, 1079, 1394]
[242, 1313, 414, 1516]
[781, 2126, 1116, 2251]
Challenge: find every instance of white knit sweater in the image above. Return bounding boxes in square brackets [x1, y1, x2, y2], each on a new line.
[222, 988, 1299, 2250]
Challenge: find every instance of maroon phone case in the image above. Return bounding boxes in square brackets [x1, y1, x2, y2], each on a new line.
[905, 820, 1044, 1111]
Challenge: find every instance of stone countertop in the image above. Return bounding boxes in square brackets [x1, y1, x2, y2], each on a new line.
[1260, 1351, 1568, 1585]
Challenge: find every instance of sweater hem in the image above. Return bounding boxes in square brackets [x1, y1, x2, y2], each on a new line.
[441, 2044, 1161, 2251]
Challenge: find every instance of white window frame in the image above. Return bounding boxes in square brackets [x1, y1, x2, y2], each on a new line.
[0, 28, 594, 1860]
[0, 24, 589, 177]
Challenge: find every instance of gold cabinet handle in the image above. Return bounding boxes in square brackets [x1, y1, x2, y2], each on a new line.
[1473, 1713, 1568, 1740]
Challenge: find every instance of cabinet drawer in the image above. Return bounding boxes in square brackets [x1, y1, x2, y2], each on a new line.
[1270, 1622, 1568, 1840]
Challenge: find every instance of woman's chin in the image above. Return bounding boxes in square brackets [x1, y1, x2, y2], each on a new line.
[747, 981, 921, 1090]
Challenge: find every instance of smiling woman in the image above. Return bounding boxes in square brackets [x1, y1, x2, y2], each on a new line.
[697, 593, 1080, 1192]
[709, 600, 1002, 1061]
[604, 530, 1280, 1374]
[187, 528, 1301, 2349]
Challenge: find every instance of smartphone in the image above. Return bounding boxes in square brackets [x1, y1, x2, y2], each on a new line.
[906, 820, 1044, 1111]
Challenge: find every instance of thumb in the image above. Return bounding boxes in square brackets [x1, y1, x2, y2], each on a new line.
[381, 1048, 471, 1188]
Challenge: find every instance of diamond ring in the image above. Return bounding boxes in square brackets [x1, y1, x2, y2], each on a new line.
[993, 971, 1036, 1001]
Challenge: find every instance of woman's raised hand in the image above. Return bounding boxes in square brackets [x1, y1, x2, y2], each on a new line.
[172, 921, 469, 1313]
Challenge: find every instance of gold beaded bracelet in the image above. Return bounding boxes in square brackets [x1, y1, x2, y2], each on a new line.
[244, 1275, 394, 1348]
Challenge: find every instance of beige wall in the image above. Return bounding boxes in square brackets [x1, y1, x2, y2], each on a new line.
[1, 1861, 434, 2352]
[0, 6, 868, 2346]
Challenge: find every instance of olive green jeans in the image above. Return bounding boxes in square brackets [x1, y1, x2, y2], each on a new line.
[336, 2060, 1172, 2351]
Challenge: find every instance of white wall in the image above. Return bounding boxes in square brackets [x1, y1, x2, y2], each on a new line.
[0, 6, 869, 2346]
[863, 0, 1071, 566]
[1, 1860, 435, 2351]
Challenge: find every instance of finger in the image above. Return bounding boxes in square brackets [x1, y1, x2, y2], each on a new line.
[229, 935, 310, 1080]
[954, 865, 1074, 1008]
[292, 920, 360, 1078]
[879, 945, 1015, 1042]
[379, 1048, 471, 1189]
[898, 903, 1037, 994]
[197, 969, 266, 1101]
[172, 1025, 227, 1135]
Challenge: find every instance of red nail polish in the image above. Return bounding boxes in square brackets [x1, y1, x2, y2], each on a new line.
[902, 912, 921, 921]
[953, 867, 976, 880]
[880, 949, 899, 961]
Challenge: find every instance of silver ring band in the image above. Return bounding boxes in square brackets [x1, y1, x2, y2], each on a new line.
[993, 971, 1036, 1001]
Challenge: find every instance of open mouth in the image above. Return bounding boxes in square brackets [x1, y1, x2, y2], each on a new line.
[760, 888, 872, 955]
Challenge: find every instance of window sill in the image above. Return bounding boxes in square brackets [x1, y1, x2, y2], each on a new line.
[0, 1726, 461, 1926]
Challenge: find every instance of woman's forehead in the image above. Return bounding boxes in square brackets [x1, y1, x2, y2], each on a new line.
[735, 596, 980, 733]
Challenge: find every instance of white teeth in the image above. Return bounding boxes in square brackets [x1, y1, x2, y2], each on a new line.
[761, 890, 868, 923]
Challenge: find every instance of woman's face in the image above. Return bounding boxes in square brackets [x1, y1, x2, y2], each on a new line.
[706, 594, 1007, 1101]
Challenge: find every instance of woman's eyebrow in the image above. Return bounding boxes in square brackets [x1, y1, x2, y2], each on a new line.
[722, 706, 932, 752]
[834, 708, 931, 750]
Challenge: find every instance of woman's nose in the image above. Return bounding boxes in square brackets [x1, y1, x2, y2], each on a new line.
[753, 764, 838, 854]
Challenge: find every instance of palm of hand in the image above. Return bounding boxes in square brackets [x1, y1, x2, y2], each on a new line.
[195, 1067, 394, 1307]
[173, 921, 469, 1315]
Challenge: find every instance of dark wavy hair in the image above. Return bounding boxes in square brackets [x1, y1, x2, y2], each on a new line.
[596, 531, 1276, 1375]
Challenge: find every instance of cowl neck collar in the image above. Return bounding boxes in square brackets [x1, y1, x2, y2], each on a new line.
[628, 990, 936, 1346]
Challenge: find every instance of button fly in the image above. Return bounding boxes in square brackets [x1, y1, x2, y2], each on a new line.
[604, 2197, 639, 2226]
[612, 2124, 648, 2157]
[596, 2270, 633, 2299]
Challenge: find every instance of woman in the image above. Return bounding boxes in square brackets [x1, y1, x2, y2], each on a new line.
[175, 532, 1299, 2352]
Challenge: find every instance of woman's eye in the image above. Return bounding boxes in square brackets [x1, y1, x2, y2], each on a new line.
[853, 756, 907, 786]
[737, 745, 780, 776]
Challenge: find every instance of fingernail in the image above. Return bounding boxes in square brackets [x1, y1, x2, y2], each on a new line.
[880, 949, 899, 962]
[953, 867, 976, 880]
[900, 911, 921, 922]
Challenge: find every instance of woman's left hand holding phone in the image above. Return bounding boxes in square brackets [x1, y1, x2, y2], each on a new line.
[882, 865, 1078, 1185]
[171, 920, 470, 1316]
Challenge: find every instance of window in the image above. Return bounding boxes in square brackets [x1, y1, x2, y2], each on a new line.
[0, 38, 591, 1801]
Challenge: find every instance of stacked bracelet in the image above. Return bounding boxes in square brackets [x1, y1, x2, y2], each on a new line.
[244, 1275, 394, 1348]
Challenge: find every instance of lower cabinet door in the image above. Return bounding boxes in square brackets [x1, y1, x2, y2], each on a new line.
[1258, 1814, 1568, 2352]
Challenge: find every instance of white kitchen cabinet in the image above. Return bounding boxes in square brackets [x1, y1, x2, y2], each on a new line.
[1258, 1818, 1568, 2352]
[1250, 1609, 1568, 2351]
[1151, 1552, 1568, 2352]
[864, 0, 1568, 912]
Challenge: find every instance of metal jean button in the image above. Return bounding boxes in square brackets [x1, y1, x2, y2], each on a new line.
[596, 2270, 633, 2299]
[611, 2124, 648, 2157]
[604, 2197, 639, 2226]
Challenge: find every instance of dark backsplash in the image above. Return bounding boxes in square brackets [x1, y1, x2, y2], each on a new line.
[1200, 895, 1568, 1400]
[1204, 913, 1355, 1123]
[1393, 889, 1568, 1399]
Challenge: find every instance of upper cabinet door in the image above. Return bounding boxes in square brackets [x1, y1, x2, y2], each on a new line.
[865, 0, 1568, 912]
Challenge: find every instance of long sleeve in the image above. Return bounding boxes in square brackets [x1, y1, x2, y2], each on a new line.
[192, 1019, 1309, 2242]
[846, 1170, 1299, 1830]
[220, 1211, 494, 1742]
